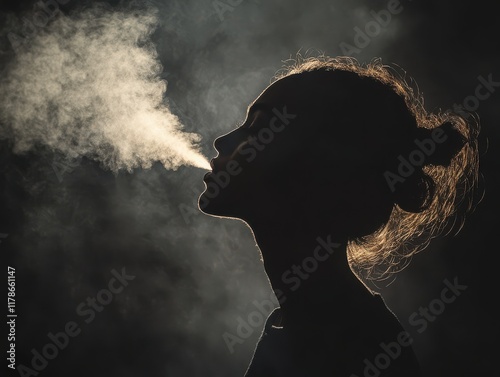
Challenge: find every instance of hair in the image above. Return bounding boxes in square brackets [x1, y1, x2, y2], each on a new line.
[275, 55, 481, 280]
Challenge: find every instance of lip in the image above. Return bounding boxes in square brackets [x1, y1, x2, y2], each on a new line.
[203, 171, 212, 181]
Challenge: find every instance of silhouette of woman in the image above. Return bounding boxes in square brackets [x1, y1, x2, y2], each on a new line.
[199, 57, 479, 377]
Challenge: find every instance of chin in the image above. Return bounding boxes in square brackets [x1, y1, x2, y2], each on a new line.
[198, 191, 226, 216]
[198, 191, 234, 218]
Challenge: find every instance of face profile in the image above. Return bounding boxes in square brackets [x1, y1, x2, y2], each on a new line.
[200, 71, 397, 236]
[199, 73, 303, 220]
[199, 56, 479, 377]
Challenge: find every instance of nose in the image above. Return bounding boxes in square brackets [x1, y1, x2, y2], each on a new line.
[213, 128, 244, 156]
[213, 134, 225, 154]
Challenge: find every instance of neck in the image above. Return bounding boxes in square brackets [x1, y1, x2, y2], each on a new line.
[246, 217, 374, 327]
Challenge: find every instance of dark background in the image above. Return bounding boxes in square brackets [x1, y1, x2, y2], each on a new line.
[0, 0, 498, 376]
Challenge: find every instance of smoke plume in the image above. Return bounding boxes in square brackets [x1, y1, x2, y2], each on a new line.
[0, 4, 209, 172]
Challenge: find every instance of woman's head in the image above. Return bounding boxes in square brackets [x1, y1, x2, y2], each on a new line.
[200, 56, 479, 278]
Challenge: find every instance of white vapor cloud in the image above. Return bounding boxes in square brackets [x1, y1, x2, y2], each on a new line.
[0, 4, 210, 172]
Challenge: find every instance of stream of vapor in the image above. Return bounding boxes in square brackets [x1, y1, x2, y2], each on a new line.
[0, 4, 210, 172]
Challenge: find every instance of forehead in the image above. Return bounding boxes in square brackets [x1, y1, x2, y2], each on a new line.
[250, 71, 338, 114]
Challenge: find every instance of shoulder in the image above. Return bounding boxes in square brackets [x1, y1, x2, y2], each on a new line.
[245, 296, 421, 376]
